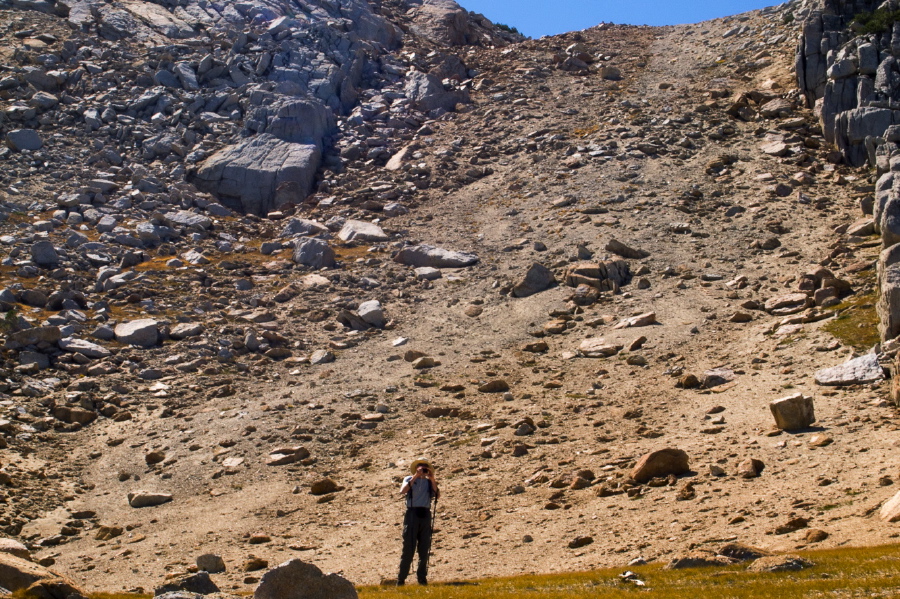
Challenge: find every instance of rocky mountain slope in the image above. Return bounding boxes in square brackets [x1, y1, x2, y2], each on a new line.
[0, 0, 898, 594]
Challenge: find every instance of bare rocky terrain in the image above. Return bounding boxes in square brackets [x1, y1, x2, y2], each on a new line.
[0, 0, 898, 595]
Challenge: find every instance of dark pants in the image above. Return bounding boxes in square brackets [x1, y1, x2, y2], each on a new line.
[398, 508, 432, 584]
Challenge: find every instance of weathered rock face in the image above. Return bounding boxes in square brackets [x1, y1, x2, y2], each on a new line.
[254, 559, 357, 599]
[191, 135, 321, 216]
[796, 0, 900, 166]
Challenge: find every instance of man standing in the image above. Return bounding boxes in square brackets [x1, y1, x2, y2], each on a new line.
[398, 458, 439, 586]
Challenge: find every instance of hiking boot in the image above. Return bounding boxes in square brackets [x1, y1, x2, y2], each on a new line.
[396, 580, 405, 587]
[418, 579, 428, 586]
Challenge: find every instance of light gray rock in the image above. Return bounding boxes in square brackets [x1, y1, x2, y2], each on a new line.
[191, 134, 321, 216]
[337, 220, 388, 242]
[827, 58, 857, 79]
[414, 266, 442, 280]
[357, 300, 386, 328]
[293, 238, 336, 269]
[127, 491, 172, 508]
[170, 323, 204, 340]
[263, 99, 333, 145]
[309, 349, 334, 365]
[166, 210, 212, 230]
[769, 393, 815, 431]
[512, 263, 556, 298]
[114, 319, 159, 347]
[882, 194, 900, 248]
[174, 62, 200, 91]
[5, 129, 42, 151]
[858, 43, 878, 75]
[59, 338, 111, 359]
[393, 244, 479, 268]
[814, 353, 885, 386]
[404, 71, 469, 112]
[874, 172, 894, 232]
[280, 218, 327, 238]
[30, 240, 59, 267]
[254, 559, 357, 599]
[880, 250, 900, 341]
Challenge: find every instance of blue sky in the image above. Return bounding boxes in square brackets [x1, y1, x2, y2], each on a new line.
[457, 1, 784, 38]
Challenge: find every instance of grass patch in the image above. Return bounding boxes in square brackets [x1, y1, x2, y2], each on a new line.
[822, 289, 879, 352]
[359, 544, 900, 598]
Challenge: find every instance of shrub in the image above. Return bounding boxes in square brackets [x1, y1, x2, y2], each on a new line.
[496, 23, 521, 36]
[852, 8, 900, 35]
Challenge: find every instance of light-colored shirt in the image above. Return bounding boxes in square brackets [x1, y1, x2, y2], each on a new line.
[402, 476, 433, 508]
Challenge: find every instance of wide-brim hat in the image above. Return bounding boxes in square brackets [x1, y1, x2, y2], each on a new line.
[409, 458, 435, 475]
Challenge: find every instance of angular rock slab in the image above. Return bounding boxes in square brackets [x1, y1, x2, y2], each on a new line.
[393, 244, 479, 268]
[191, 134, 321, 216]
[814, 353, 885, 386]
[59, 338, 111, 359]
[337, 220, 389, 243]
[114, 319, 159, 347]
[6, 129, 42, 151]
[512, 263, 556, 298]
[769, 393, 815, 431]
[255, 559, 357, 599]
[630, 448, 690, 483]
[578, 337, 623, 358]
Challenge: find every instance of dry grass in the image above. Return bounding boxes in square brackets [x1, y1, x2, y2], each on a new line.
[358, 544, 900, 599]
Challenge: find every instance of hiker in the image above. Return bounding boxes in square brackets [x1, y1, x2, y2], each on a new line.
[397, 458, 439, 586]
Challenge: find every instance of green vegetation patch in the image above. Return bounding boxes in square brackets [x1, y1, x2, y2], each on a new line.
[852, 8, 900, 35]
[495, 23, 521, 36]
[360, 544, 900, 599]
[822, 289, 879, 351]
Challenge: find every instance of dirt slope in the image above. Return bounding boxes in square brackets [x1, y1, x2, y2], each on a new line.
[2, 2, 897, 594]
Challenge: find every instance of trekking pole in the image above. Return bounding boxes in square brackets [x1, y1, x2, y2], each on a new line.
[425, 495, 437, 577]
